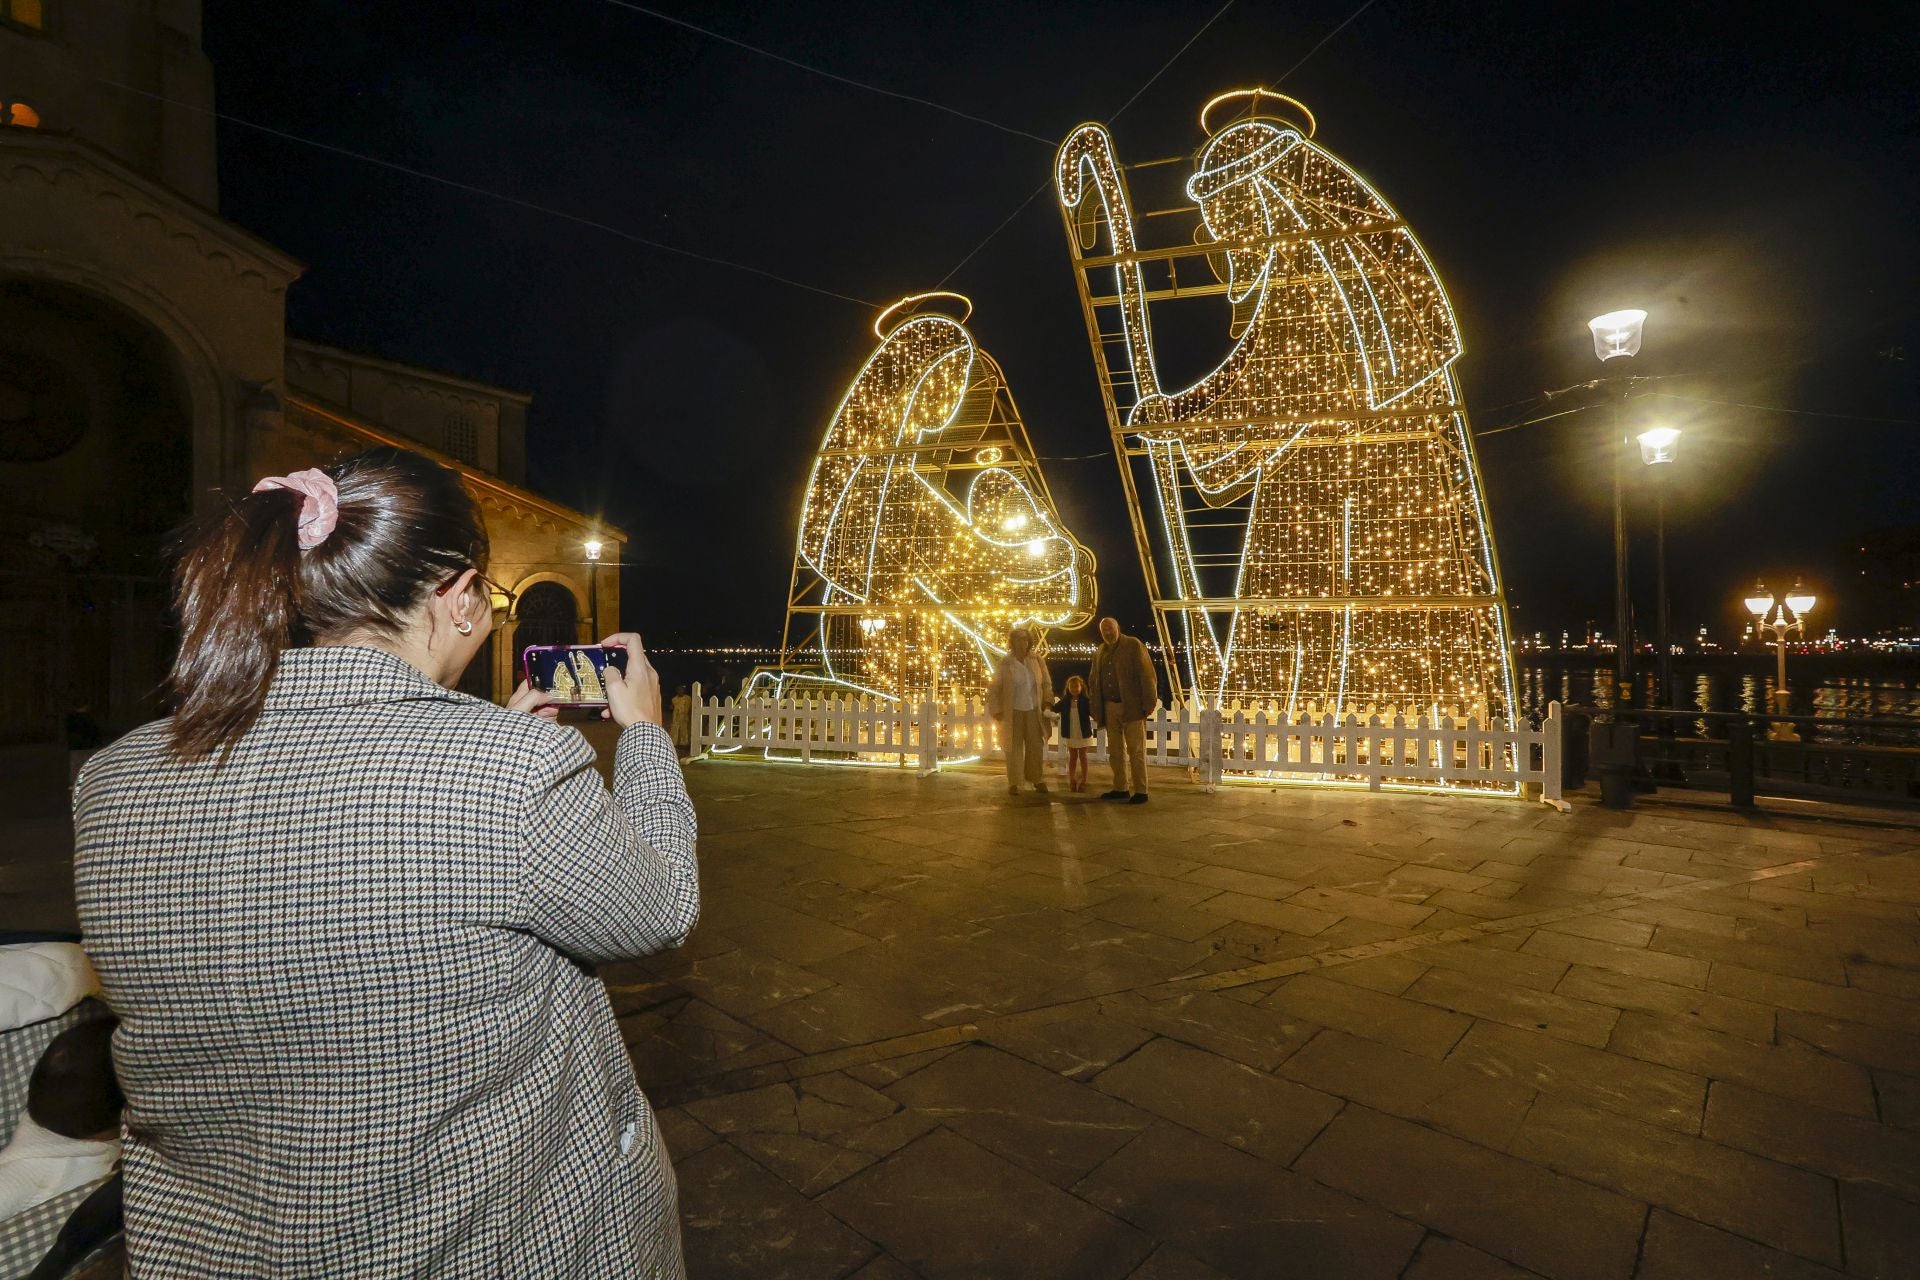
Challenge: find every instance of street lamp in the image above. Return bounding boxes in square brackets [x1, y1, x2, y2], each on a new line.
[1745, 580, 1814, 741]
[583, 537, 604, 638]
[1589, 309, 1647, 361]
[1591, 308, 1648, 708]
[1636, 427, 1680, 708]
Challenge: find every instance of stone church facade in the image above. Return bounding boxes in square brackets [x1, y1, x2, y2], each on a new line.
[0, 0, 622, 789]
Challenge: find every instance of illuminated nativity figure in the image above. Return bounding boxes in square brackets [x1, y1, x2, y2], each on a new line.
[1056, 89, 1516, 724]
[757, 292, 1095, 704]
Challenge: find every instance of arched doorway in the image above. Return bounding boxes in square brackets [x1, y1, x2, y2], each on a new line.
[0, 278, 194, 746]
[509, 580, 580, 683]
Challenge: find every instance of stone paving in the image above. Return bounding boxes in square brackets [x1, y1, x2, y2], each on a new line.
[607, 759, 1920, 1280]
[7, 752, 1919, 1278]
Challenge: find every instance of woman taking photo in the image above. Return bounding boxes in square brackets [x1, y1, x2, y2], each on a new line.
[72, 448, 698, 1277]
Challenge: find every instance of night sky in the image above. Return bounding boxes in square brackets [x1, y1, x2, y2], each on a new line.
[203, 0, 1919, 648]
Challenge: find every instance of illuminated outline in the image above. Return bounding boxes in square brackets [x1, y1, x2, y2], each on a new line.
[766, 293, 1096, 726]
[1055, 89, 1518, 788]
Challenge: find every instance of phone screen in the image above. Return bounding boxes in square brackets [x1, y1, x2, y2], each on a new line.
[522, 644, 628, 706]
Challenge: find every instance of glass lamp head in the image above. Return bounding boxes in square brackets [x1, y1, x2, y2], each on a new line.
[583, 538, 604, 562]
[1743, 584, 1773, 618]
[1637, 426, 1680, 466]
[1785, 583, 1815, 617]
[1589, 309, 1647, 361]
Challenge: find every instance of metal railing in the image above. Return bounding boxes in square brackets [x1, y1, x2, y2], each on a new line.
[1567, 706, 1920, 809]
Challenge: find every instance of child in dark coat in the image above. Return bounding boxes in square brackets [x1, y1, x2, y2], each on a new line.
[1054, 674, 1097, 792]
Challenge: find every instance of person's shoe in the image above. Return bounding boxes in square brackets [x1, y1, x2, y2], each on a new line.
[1008, 785, 1021, 796]
[1102, 790, 1129, 801]
[1034, 783, 1049, 794]
[1128, 793, 1150, 804]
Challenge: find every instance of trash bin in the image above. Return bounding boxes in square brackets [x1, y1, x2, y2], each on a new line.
[1590, 718, 1638, 809]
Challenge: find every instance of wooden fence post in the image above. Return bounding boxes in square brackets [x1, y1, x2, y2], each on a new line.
[1542, 701, 1571, 812]
[917, 700, 939, 777]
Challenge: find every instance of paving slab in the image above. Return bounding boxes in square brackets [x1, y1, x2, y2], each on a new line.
[1703, 1080, 1920, 1203]
[1551, 964, 1777, 1041]
[1404, 966, 1622, 1048]
[675, 1142, 878, 1280]
[1446, 1020, 1706, 1132]
[822, 1128, 1152, 1280]
[1401, 1235, 1543, 1279]
[1293, 1106, 1644, 1280]
[1100, 987, 1322, 1070]
[1093, 1035, 1342, 1165]
[1074, 1121, 1424, 1279]
[1608, 1011, 1877, 1117]
[1839, 1180, 1920, 1280]
[683, 1072, 937, 1196]
[881, 1044, 1153, 1188]
[1280, 1029, 1537, 1150]
[1508, 1094, 1842, 1265]
[1635, 1209, 1848, 1280]
[1262, 972, 1473, 1057]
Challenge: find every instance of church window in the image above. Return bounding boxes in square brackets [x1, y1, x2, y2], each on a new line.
[2, 102, 40, 128]
[1, 0, 44, 32]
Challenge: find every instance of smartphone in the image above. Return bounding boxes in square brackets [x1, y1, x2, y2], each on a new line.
[522, 644, 628, 707]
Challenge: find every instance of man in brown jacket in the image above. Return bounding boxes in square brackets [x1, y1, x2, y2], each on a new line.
[1088, 616, 1158, 803]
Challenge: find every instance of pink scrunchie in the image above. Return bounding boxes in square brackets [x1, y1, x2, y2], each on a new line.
[251, 468, 340, 550]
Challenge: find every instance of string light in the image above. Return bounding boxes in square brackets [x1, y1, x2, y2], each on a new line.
[762, 292, 1096, 705]
[1055, 89, 1517, 746]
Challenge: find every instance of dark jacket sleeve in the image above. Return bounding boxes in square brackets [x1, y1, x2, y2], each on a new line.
[520, 721, 700, 962]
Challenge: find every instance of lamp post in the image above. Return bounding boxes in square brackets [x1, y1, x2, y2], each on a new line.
[1590, 308, 1647, 708]
[1636, 426, 1680, 708]
[1744, 580, 1814, 742]
[584, 537, 603, 638]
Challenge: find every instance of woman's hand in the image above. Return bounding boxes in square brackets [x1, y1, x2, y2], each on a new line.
[600, 633, 663, 729]
[507, 680, 559, 720]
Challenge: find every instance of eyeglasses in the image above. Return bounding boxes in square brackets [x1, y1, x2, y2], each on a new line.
[437, 569, 516, 618]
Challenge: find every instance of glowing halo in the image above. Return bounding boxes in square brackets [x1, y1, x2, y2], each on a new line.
[872, 290, 975, 340]
[1199, 88, 1317, 139]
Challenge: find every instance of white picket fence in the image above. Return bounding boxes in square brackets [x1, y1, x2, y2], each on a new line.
[690, 683, 1567, 806]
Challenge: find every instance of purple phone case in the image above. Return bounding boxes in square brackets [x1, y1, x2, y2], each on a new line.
[521, 644, 627, 707]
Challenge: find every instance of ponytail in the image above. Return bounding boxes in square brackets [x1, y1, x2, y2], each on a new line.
[167, 489, 306, 759]
[164, 447, 489, 762]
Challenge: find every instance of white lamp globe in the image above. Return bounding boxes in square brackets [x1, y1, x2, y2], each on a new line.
[1589, 309, 1648, 361]
[1636, 426, 1680, 465]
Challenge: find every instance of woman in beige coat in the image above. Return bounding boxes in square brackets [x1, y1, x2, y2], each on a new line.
[986, 624, 1054, 796]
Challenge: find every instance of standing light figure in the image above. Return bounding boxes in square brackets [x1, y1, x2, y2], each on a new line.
[1589, 309, 1648, 361]
[1055, 89, 1515, 737]
[761, 292, 1095, 704]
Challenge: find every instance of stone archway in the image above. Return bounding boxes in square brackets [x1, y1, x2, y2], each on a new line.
[514, 580, 582, 651]
[0, 276, 199, 746]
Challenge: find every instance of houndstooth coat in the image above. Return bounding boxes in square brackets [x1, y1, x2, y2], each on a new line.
[71, 645, 699, 1278]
